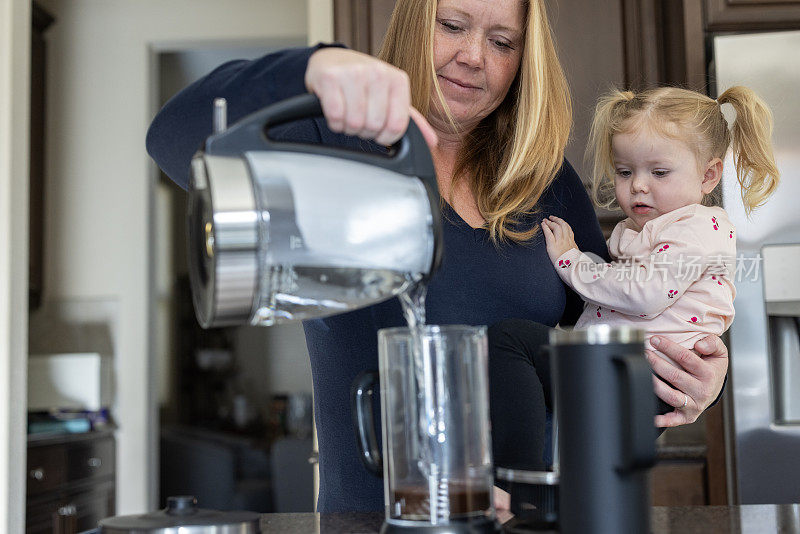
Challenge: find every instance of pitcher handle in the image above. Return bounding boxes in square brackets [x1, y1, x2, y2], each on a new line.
[351, 370, 383, 477]
[613, 354, 656, 472]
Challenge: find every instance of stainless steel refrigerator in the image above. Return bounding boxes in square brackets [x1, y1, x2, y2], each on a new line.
[714, 29, 800, 504]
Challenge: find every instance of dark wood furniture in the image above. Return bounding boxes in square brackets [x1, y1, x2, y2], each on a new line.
[623, 0, 800, 93]
[333, 0, 396, 55]
[26, 431, 115, 534]
[29, 2, 54, 312]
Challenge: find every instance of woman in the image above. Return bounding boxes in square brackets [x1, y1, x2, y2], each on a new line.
[146, 0, 729, 513]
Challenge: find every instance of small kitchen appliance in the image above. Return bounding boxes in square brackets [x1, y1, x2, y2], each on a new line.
[352, 325, 499, 533]
[84, 495, 260, 534]
[187, 93, 442, 328]
[549, 325, 656, 534]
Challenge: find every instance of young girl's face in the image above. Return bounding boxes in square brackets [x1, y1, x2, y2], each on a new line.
[612, 123, 713, 231]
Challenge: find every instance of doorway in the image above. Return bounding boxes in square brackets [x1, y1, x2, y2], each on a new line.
[149, 38, 315, 513]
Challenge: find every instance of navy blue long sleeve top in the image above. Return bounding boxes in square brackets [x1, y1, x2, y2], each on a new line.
[146, 44, 609, 513]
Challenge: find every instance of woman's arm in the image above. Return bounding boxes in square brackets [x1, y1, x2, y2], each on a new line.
[647, 334, 729, 427]
[146, 45, 437, 190]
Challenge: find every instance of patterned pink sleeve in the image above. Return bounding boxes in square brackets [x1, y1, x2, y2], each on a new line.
[552, 213, 734, 317]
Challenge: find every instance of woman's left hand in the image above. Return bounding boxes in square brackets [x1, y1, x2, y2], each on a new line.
[647, 334, 729, 428]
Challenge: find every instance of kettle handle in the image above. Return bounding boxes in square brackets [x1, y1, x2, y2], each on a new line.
[613, 354, 657, 472]
[351, 371, 383, 478]
[204, 93, 438, 195]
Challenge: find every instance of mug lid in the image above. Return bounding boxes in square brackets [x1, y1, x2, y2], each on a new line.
[549, 324, 646, 345]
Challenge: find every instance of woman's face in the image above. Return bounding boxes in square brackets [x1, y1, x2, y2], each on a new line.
[430, 0, 525, 133]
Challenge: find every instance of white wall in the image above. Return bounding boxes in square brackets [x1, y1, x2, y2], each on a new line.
[307, 0, 334, 44]
[36, 0, 308, 514]
[0, 0, 30, 531]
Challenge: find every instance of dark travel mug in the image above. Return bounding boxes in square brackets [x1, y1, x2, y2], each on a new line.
[549, 325, 656, 534]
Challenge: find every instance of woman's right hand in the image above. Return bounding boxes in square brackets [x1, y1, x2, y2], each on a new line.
[304, 47, 438, 150]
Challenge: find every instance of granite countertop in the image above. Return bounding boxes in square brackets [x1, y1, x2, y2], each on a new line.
[259, 504, 800, 533]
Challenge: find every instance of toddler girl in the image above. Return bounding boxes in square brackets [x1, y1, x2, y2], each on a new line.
[486, 86, 779, 474]
[542, 85, 780, 365]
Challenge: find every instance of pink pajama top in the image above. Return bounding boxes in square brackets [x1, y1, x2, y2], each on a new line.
[553, 204, 736, 366]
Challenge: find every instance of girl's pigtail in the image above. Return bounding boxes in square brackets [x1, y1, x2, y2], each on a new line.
[587, 90, 635, 210]
[717, 86, 780, 215]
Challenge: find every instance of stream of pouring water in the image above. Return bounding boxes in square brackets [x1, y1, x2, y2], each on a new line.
[398, 280, 450, 524]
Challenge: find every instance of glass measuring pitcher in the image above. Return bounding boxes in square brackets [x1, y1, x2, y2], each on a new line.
[352, 325, 498, 533]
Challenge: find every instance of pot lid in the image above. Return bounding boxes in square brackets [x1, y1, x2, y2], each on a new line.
[99, 496, 261, 534]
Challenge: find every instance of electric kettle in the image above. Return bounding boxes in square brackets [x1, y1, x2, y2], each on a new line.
[187, 93, 443, 328]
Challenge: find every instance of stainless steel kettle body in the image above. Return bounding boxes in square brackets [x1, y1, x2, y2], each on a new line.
[187, 94, 442, 328]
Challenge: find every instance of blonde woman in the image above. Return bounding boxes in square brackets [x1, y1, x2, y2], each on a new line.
[147, 0, 730, 513]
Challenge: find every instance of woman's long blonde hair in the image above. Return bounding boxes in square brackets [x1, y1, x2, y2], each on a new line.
[587, 86, 780, 216]
[378, 0, 572, 243]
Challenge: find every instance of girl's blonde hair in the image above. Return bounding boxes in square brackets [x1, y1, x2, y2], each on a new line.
[379, 0, 572, 243]
[588, 86, 779, 216]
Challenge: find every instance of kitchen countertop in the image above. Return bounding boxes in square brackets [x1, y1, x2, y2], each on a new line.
[259, 504, 800, 533]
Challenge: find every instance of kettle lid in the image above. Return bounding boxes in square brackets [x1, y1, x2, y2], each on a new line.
[98, 496, 261, 533]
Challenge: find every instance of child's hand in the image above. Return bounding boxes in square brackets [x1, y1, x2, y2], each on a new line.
[542, 215, 579, 262]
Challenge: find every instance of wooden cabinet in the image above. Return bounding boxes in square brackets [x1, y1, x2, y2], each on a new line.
[705, 0, 800, 31]
[26, 431, 116, 534]
[29, 2, 53, 312]
[651, 460, 708, 506]
[624, 0, 800, 92]
[650, 404, 728, 505]
[333, 0, 396, 55]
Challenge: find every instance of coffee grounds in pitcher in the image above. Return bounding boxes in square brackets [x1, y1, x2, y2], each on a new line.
[392, 484, 491, 519]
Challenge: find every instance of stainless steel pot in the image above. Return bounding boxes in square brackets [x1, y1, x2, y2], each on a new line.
[87, 496, 261, 534]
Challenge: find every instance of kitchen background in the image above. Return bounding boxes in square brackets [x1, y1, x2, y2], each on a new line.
[0, 0, 798, 532]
